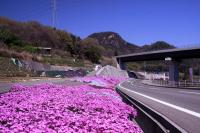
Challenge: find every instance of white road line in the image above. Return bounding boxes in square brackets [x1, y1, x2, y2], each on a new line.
[119, 82, 200, 118]
[179, 91, 200, 95]
[148, 87, 160, 90]
[135, 85, 144, 88]
[130, 81, 160, 90]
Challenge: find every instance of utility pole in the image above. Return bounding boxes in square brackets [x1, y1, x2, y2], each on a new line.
[51, 0, 56, 29]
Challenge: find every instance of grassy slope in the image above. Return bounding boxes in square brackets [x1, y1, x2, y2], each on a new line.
[42, 56, 93, 68]
[0, 56, 32, 77]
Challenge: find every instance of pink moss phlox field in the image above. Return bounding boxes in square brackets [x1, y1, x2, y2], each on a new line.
[0, 83, 141, 133]
[0, 76, 142, 133]
[75, 76, 126, 89]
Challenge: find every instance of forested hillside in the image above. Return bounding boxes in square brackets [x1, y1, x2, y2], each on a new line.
[0, 17, 175, 65]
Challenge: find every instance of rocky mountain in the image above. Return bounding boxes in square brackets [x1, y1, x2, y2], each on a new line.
[141, 41, 175, 52]
[88, 32, 175, 56]
[88, 32, 140, 56]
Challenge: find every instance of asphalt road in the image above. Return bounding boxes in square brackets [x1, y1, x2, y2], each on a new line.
[118, 79, 200, 133]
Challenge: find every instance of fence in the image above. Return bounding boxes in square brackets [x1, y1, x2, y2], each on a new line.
[152, 80, 200, 88]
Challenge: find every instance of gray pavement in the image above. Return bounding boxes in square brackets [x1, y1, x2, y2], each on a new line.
[118, 79, 200, 133]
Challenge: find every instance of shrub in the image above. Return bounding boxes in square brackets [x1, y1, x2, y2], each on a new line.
[84, 46, 101, 63]
[22, 45, 38, 53]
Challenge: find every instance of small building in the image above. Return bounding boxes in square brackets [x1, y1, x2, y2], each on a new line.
[37, 47, 51, 56]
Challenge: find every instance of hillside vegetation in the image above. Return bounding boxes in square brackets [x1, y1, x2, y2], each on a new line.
[0, 17, 103, 64]
[0, 17, 175, 65]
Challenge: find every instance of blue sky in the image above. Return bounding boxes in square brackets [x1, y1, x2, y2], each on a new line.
[0, 0, 200, 47]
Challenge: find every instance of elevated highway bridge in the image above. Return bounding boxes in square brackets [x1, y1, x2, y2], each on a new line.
[115, 47, 200, 81]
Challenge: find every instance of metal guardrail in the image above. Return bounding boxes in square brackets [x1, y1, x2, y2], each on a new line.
[152, 80, 200, 88]
[116, 87, 186, 133]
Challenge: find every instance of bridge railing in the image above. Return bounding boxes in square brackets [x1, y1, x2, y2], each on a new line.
[151, 80, 200, 88]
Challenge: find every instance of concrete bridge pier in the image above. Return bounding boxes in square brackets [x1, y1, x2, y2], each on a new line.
[117, 58, 181, 82]
[169, 61, 179, 82]
[117, 59, 126, 70]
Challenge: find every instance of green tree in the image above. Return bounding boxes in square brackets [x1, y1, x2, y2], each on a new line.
[65, 35, 82, 57]
[80, 38, 104, 63]
[56, 30, 73, 50]
[84, 46, 101, 63]
[0, 28, 18, 45]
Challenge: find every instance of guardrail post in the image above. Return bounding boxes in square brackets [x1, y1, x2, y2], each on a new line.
[184, 80, 186, 87]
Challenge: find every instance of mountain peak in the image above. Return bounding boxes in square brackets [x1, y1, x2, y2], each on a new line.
[88, 31, 139, 56]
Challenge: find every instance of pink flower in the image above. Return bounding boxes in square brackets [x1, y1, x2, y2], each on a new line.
[0, 77, 142, 133]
